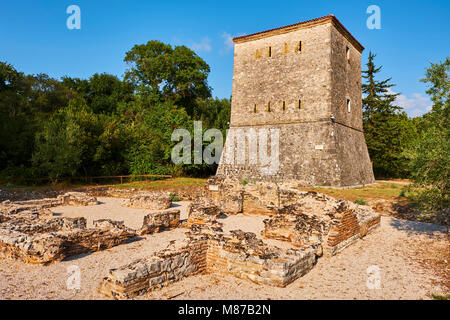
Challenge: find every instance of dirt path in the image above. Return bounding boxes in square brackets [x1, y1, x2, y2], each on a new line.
[0, 198, 447, 300]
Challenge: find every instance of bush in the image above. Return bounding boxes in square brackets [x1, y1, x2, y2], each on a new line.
[354, 198, 367, 205]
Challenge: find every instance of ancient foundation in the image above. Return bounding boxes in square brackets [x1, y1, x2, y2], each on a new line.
[99, 228, 316, 299]
[0, 193, 137, 265]
[203, 176, 381, 256]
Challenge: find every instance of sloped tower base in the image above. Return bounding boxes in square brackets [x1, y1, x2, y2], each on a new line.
[217, 121, 375, 187]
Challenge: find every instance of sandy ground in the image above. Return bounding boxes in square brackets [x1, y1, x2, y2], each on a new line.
[0, 197, 447, 300]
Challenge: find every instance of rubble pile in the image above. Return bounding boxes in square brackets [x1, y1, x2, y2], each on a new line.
[0, 213, 137, 265]
[186, 203, 222, 227]
[123, 192, 172, 210]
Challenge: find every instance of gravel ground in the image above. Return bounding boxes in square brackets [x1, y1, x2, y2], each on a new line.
[0, 197, 447, 300]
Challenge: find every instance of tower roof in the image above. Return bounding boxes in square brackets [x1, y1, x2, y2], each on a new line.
[233, 15, 364, 53]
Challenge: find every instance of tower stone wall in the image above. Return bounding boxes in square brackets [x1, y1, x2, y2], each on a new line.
[217, 15, 375, 187]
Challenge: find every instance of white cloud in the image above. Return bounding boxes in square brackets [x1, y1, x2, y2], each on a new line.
[219, 32, 246, 55]
[191, 37, 212, 52]
[387, 88, 432, 117]
[220, 32, 234, 54]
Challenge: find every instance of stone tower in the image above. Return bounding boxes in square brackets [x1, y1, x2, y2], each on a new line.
[217, 15, 375, 187]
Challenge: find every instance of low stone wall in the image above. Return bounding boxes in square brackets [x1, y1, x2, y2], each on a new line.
[99, 237, 208, 299]
[1, 216, 86, 234]
[206, 230, 315, 287]
[99, 229, 317, 298]
[139, 209, 180, 235]
[0, 192, 98, 218]
[59, 192, 98, 206]
[186, 203, 222, 227]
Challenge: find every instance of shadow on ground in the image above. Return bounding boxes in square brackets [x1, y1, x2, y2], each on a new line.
[389, 217, 447, 238]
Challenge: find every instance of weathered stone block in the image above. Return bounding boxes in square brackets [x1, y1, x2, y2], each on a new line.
[139, 209, 180, 235]
[58, 192, 98, 206]
[123, 192, 172, 210]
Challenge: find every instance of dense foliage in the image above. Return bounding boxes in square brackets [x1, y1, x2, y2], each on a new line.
[362, 54, 449, 222]
[362, 52, 416, 178]
[406, 57, 449, 223]
[0, 41, 230, 181]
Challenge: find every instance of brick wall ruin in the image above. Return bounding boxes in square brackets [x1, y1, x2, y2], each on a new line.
[99, 228, 316, 299]
[203, 176, 381, 256]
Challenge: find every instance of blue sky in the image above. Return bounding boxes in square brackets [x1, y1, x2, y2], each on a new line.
[1, 0, 449, 117]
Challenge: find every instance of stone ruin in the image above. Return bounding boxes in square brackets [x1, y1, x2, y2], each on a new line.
[123, 191, 172, 210]
[0, 181, 380, 298]
[0, 192, 137, 265]
[0, 217, 137, 265]
[99, 227, 315, 299]
[98, 177, 380, 298]
[139, 209, 180, 235]
[201, 176, 380, 256]
[0, 191, 98, 220]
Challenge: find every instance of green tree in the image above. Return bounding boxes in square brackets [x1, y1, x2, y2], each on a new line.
[362, 52, 409, 178]
[32, 98, 101, 180]
[0, 62, 35, 174]
[124, 40, 211, 116]
[61, 74, 133, 114]
[406, 57, 449, 224]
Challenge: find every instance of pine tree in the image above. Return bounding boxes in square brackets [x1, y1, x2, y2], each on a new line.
[362, 52, 408, 178]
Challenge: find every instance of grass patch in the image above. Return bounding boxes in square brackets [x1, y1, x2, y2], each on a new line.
[108, 177, 207, 191]
[354, 198, 367, 205]
[0, 177, 207, 193]
[431, 293, 448, 300]
[169, 192, 180, 202]
[305, 182, 413, 202]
